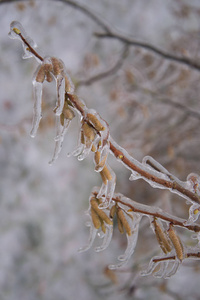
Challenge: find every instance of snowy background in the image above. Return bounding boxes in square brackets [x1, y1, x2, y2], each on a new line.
[1, 0, 200, 299]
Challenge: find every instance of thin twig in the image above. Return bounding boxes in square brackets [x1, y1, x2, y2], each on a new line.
[91, 191, 200, 232]
[3, 0, 200, 72]
[95, 32, 200, 72]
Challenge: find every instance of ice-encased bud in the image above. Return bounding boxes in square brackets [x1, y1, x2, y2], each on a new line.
[9, 21, 37, 59]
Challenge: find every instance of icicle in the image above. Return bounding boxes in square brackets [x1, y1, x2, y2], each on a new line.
[104, 167, 116, 206]
[94, 143, 110, 172]
[30, 79, 43, 137]
[164, 260, 180, 278]
[77, 143, 93, 161]
[78, 224, 98, 253]
[140, 257, 161, 276]
[98, 165, 116, 208]
[9, 21, 38, 60]
[118, 229, 139, 262]
[97, 182, 107, 199]
[154, 260, 169, 278]
[142, 156, 171, 177]
[129, 171, 142, 181]
[49, 117, 71, 165]
[109, 215, 140, 269]
[95, 225, 113, 252]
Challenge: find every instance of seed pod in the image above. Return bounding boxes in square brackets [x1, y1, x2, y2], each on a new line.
[91, 207, 101, 229]
[90, 198, 113, 226]
[36, 65, 45, 83]
[153, 219, 171, 254]
[168, 225, 184, 261]
[110, 205, 116, 219]
[117, 208, 132, 236]
[101, 166, 112, 181]
[87, 113, 105, 131]
[82, 123, 96, 141]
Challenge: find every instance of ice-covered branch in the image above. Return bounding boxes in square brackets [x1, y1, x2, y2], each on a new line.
[91, 190, 200, 233]
[9, 20, 200, 279]
[5, 0, 200, 73]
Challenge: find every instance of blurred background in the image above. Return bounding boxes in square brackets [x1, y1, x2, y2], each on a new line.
[1, 0, 200, 299]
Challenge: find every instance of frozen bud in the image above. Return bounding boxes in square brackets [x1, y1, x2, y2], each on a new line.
[153, 219, 171, 254]
[80, 130, 85, 144]
[110, 205, 117, 219]
[62, 104, 75, 121]
[116, 207, 132, 236]
[91, 208, 101, 229]
[94, 151, 101, 165]
[101, 165, 112, 181]
[168, 225, 184, 261]
[90, 197, 113, 226]
[9, 21, 37, 60]
[35, 65, 46, 83]
[51, 57, 64, 76]
[65, 74, 75, 94]
[82, 122, 96, 141]
[100, 170, 108, 185]
[187, 173, 200, 195]
[60, 113, 65, 126]
[87, 113, 105, 131]
[91, 144, 96, 152]
[188, 203, 200, 223]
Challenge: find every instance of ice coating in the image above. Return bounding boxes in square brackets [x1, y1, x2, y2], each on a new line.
[9, 21, 37, 60]
[78, 224, 98, 253]
[49, 116, 71, 165]
[54, 74, 65, 116]
[95, 224, 113, 252]
[94, 143, 110, 172]
[109, 217, 140, 269]
[141, 255, 180, 278]
[110, 137, 199, 204]
[97, 165, 116, 208]
[187, 203, 200, 223]
[30, 80, 43, 138]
